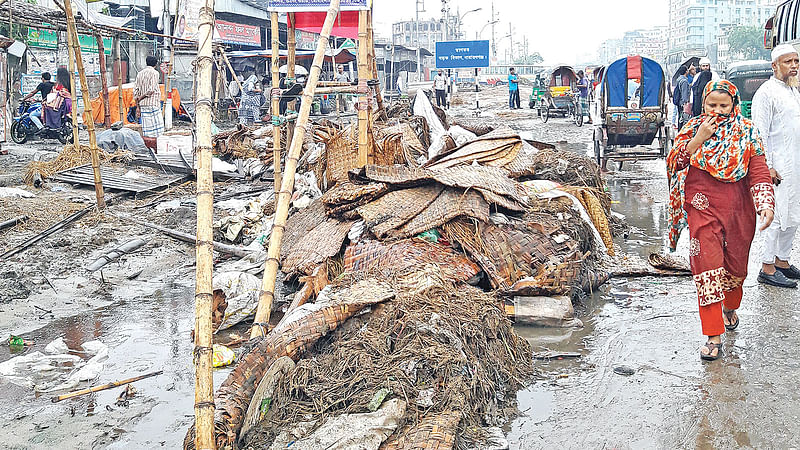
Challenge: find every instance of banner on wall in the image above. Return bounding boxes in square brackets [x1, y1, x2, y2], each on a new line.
[214, 20, 261, 47]
[175, 0, 201, 41]
[267, 0, 370, 11]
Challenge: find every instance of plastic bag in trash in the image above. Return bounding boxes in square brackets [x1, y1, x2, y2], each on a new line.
[213, 344, 236, 367]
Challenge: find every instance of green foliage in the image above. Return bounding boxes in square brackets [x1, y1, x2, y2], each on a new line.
[514, 52, 543, 65]
[726, 25, 770, 60]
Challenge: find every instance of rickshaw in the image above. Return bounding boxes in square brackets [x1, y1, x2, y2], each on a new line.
[725, 60, 772, 118]
[539, 65, 582, 126]
[593, 55, 671, 168]
[528, 75, 546, 110]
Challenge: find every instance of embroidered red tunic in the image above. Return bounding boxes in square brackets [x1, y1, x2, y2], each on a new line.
[672, 145, 774, 305]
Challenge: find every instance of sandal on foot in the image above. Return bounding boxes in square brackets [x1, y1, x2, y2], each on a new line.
[723, 308, 739, 331]
[700, 341, 722, 361]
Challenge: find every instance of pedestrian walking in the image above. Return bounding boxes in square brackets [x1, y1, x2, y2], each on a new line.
[691, 70, 713, 117]
[667, 80, 775, 361]
[335, 65, 350, 112]
[752, 44, 800, 288]
[433, 69, 447, 108]
[576, 70, 592, 124]
[508, 67, 520, 109]
[674, 66, 691, 130]
[238, 69, 262, 126]
[134, 56, 164, 138]
[133, 56, 164, 138]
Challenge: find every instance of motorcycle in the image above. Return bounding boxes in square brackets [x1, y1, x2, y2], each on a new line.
[11, 100, 72, 144]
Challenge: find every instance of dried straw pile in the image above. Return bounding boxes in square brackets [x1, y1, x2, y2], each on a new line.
[241, 275, 533, 448]
[23, 144, 131, 185]
[530, 148, 603, 188]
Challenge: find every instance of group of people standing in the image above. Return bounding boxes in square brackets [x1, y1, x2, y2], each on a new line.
[668, 44, 800, 361]
[672, 57, 719, 131]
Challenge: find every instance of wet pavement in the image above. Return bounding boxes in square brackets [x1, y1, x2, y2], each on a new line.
[2, 102, 800, 448]
[508, 130, 800, 448]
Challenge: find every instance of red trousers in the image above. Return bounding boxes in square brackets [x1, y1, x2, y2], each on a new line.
[698, 286, 742, 336]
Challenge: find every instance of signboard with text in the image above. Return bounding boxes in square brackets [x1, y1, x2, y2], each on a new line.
[267, 0, 370, 11]
[214, 20, 261, 47]
[27, 27, 57, 49]
[435, 40, 490, 69]
[175, 0, 201, 42]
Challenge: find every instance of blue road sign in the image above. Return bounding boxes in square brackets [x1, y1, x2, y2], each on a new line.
[435, 40, 490, 69]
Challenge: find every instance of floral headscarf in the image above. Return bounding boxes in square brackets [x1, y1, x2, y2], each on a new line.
[666, 80, 765, 250]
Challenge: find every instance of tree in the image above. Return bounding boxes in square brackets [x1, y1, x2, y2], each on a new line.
[514, 52, 543, 65]
[726, 25, 770, 61]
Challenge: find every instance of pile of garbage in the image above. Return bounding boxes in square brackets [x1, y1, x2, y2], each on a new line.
[185, 90, 623, 449]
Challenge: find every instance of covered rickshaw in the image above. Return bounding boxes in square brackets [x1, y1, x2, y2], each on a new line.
[539, 65, 582, 126]
[593, 55, 671, 167]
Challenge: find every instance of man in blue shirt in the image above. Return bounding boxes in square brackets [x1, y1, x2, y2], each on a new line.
[508, 68, 520, 109]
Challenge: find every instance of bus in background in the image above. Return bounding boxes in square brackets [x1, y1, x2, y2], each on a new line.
[764, 0, 800, 51]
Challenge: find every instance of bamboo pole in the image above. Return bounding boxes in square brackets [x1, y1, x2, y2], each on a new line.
[193, 0, 216, 446]
[96, 35, 111, 128]
[356, 10, 369, 167]
[64, 0, 104, 209]
[67, 27, 79, 149]
[250, 0, 341, 339]
[286, 13, 296, 155]
[368, 10, 384, 115]
[270, 12, 281, 208]
[114, 37, 124, 123]
[220, 51, 243, 95]
[51, 370, 163, 402]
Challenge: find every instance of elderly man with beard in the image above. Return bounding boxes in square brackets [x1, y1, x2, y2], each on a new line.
[753, 44, 800, 288]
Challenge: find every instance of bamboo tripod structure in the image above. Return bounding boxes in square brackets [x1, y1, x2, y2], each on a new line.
[193, 0, 216, 446]
[63, 0, 105, 209]
[270, 12, 281, 207]
[250, 0, 341, 339]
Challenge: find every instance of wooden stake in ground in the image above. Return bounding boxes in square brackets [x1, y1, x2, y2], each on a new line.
[63, 0, 104, 209]
[286, 13, 296, 151]
[96, 35, 111, 128]
[193, 0, 216, 447]
[250, 0, 341, 339]
[114, 37, 124, 123]
[270, 12, 281, 207]
[356, 10, 369, 167]
[67, 28, 79, 149]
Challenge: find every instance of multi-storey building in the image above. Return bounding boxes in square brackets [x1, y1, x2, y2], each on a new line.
[392, 19, 448, 53]
[596, 26, 668, 64]
[668, 0, 780, 55]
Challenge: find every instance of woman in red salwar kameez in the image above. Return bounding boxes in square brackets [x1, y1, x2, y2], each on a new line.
[667, 80, 775, 361]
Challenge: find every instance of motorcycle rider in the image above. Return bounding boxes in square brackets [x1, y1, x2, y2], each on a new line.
[22, 72, 54, 132]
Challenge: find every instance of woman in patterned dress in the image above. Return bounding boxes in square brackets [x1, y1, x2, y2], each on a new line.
[667, 80, 775, 361]
[238, 70, 262, 126]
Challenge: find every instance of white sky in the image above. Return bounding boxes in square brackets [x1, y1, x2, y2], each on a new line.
[373, 0, 670, 65]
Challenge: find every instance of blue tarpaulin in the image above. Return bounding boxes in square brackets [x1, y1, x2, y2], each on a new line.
[603, 56, 664, 108]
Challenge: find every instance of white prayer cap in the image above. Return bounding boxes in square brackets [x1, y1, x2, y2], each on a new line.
[772, 44, 798, 62]
[699, 57, 711, 66]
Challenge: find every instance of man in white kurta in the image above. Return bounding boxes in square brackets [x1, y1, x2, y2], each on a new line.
[753, 44, 800, 288]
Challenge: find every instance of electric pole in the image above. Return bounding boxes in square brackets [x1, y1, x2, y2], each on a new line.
[491, 1, 496, 61]
[509, 22, 513, 65]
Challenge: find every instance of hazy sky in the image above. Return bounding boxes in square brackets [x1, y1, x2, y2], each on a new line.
[373, 0, 670, 64]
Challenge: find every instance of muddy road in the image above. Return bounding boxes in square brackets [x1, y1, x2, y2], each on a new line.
[1, 88, 797, 448]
